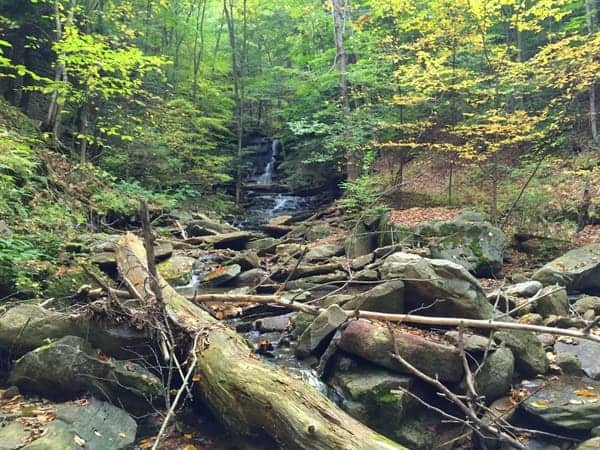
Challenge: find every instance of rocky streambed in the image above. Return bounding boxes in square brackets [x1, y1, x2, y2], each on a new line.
[1, 207, 600, 449]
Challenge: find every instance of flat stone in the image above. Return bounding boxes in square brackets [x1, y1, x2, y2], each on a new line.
[576, 437, 600, 450]
[304, 244, 344, 262]
[22, 399, 136, 450]
[246, 237, 280, 255]
[275, 243, 307, 257]
[203, 231, 257, 250]
[254, 313, 293, 332]
[202, 264, 241, 287]
[226, 251, 261, 270]
[555, 338, 600, 379]
[156, 255, 195, 284]
[338, 319, 463, 382]
[235, 268, 268, 287]
[521, 376, 600, 431]
[0, 421, 28, 450]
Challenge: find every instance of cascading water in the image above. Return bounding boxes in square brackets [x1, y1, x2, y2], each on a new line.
[238, 138, 317, 228]
[256, 139, 278, 185]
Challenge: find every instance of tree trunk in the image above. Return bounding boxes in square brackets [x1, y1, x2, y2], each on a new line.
[586, 0, 598, 141]
[332, 0, 360, 181]
[115, 233, 403, 450]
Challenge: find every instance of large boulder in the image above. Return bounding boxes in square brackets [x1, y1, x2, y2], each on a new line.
[534, 286, 569, 317]
[185, 214, 238, 236]
[304, 244, 345, 262]
[19, 399, 137, 450]
[413, 215, 508, 276]
[532, 244, 600, 294]
[338, 320, 464, 382]
[344, 222, 377, 258]
[379, 252, 494, 319]
[9, 336, 163, 413]
[521, 376, 600, 431]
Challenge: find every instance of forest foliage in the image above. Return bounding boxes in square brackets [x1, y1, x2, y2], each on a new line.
[0, 0, 599, 295]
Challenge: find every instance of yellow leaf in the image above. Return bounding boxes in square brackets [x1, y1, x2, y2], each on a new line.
[530, 400, 548, 408]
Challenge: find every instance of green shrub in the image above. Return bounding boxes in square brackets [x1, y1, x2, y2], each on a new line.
[340, 174, 390, 218]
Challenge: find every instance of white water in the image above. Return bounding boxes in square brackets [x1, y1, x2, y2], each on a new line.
[256, 139, 278, 185]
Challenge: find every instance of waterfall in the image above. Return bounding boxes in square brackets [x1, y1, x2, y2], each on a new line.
[257, 139, 278, 185]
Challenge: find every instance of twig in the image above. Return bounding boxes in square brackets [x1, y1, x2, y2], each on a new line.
[385, 322, 526, 450]
[151, 332, 201, 450]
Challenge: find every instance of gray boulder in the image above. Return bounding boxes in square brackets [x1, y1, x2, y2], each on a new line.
[413, 216, 508, 276]
[295, 304, 347, 358]
[246, 237, 280, 255]
[21, 399, 136, 450]
[235, 268, 268, 287]
[9, 336, 163, 413]
[521, 376, 600, 431]
[203, 231, 257, 250]
[338, 319, 463, 382]
[532, 244, 600, 293]
[380, 252, 494, 319]
[506, 281, 543, 298]
[345, 222, 377, 258]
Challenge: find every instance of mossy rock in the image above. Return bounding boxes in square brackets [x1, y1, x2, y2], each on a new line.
[156, 255, 195, 285]
[43, 262, 112, 299]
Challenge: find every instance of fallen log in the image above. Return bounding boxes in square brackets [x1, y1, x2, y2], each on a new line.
[115, 233, 403, 450]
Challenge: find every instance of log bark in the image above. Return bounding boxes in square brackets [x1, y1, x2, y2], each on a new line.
[115, 232, 403, 450]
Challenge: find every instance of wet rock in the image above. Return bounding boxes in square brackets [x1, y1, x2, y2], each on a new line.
[304, 244, 344, 262]
[534, 286, 569, 317]
[532, 243, 600, 293]
[203, 231, 257, 250]
[473, 347, 515, 403]
[246, 237, 280, 255]
[202, 264, 241, 287]
[157, 255, 195, 284]
[380, 252, 494, 319]
[573, 296, 600, 315]
[22, 399, 136, 450]
[494, 329, 548, 376]
[505, 280, 543, 298]
[555, 338, 600, 379]
[338, 319, 463, 382]
[413, 217, 508, 276]
[343, 280, 405, 313]
[521, 376, 600, 431]
[254, 313, 293, 332]
[295, 304, 347, 358]
[10, 336, 163, 413]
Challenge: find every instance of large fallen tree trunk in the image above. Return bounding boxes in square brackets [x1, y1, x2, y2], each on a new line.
[115, 233, 403, 450]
